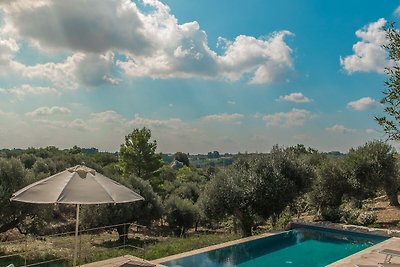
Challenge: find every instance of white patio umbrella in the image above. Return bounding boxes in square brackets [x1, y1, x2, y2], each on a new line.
[10, 165, 144, 267]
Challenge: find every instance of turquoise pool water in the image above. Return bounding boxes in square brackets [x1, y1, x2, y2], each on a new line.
[161, 227, 388, 267]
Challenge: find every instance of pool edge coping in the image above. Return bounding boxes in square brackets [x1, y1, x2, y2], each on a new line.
[325, 237, 398, 266]
[151, 231, 282, 265]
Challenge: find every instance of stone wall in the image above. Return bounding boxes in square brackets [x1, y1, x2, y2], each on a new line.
[289, 219, 400, 237]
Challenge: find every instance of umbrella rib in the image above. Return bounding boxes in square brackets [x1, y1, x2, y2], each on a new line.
[56, 172, 77, 203]
[90, 174, 116, 203]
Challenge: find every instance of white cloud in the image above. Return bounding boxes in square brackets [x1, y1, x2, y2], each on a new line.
[8, 84, 59, 99]
[0, 0, 295, 87]
[218, 32, 294, 84]
[2, 0, 151, 55]
[26, 106, 71, 116]
[227, 100, 236, 105]
[253, 112, 262, 119]
[394, 6, 400, 16]
[0, 109, 16, 117]
[340, 18, 391, 74]
[0, 38, 19, 65]
[35, 118, 93, 131]
[12, 52, 119, 89]
[326, 124, 355, 134]
[347, 97, 378, 111]
[90, 110, 125, 124]
[127, 114, 184, 129]
[366, 128, 379, 135]
[263, 108, 313, 127]
[201, 113, 244, 123]
[278, 92, 311, 103]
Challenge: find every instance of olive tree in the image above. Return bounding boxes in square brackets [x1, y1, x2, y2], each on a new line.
[81, 174, 163, 241]
[0, 158, 51, 234]
[198, 147, 312, 237]
[164, 195, 198, 236]
[344, 140, 399, 206]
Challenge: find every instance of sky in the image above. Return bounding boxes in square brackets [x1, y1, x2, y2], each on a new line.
[0, 0, 398, 154]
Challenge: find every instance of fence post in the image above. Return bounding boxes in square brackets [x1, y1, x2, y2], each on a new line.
[24, 236, 27, 266]
[123, 223, 126, 248]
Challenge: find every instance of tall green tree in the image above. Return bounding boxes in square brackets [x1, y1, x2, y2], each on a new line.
[118, 127, 163, 180]
[376, 22, 400, 139]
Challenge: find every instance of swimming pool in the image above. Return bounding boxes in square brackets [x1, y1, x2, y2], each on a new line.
[160, 227, 388, 267]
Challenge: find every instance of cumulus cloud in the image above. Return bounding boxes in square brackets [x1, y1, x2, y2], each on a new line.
[227, 100, 236, 105]
[35, 118, 93, 131]
[0, 0, 294, 87]
[219, 32, 294, 84]
[340, 18, 391, 74]
[201, 113, 244, 123]
[127, 114, 184, 129]
[26, 106, 71, 116]
[0, 38, 19, 66]
[278, 92, 311, 103]
[263, 108, 313, 127]
[2, 0, 152, 55]
[12, 52, 119, 89]
[326, 124, 355, 134]
[7, 84, 59, 99]
[395, 6, 400, 16]
[90, 110, 125, 124]
[366, 128, 379, 135]
[347, 97, 378, 111]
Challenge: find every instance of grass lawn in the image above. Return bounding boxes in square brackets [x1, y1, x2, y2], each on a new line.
[0, 229, 242, 266]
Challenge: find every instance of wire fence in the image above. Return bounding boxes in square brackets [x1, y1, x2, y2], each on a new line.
[0, 223, 147, 267]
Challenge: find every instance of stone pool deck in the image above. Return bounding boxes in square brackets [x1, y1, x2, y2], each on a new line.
[81, 255, 165, 267]
[327, 237, 400, 267]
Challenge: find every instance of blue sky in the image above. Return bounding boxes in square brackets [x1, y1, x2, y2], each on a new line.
[0, 0, 397, 153]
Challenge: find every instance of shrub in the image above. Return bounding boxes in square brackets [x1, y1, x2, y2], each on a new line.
[165, 196, 198, 236]
[320, 207, 341, 222]
[357, 211, 377, 226]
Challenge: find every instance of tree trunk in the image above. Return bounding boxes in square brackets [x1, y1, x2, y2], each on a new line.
[235, 210, 253, 237]
[116, 224, 129, 242]
[388, 192, 400, 207]
[385, 186, 400, 207]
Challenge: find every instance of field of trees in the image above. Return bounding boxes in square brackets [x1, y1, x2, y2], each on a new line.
[1, 126, 400, 265]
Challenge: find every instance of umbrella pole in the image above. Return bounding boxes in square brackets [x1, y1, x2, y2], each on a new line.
[73, 204, 80, 267]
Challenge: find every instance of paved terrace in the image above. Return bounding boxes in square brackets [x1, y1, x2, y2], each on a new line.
[81, 255, 165, 267]
[327, 237, 400, 267]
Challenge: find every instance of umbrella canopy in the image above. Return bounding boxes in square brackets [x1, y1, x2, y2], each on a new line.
[11, 165, 144, 267]
[11, 165, 144, 204]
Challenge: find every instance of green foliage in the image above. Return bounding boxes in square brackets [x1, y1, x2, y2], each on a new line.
[0, 158, 51, 234]
[344, 140, 399, 205]
[164, 196, 198, 236]
[82, 175, 163, 240]
[273, 208, 293, 230]
[357, 211, 377, 226]
[308, 158, 348, 214]
[118, 127, 163, 180]
[173, 152, 190, 166]
[376, 22, 400, 140]
[199, 146, 313, 237]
